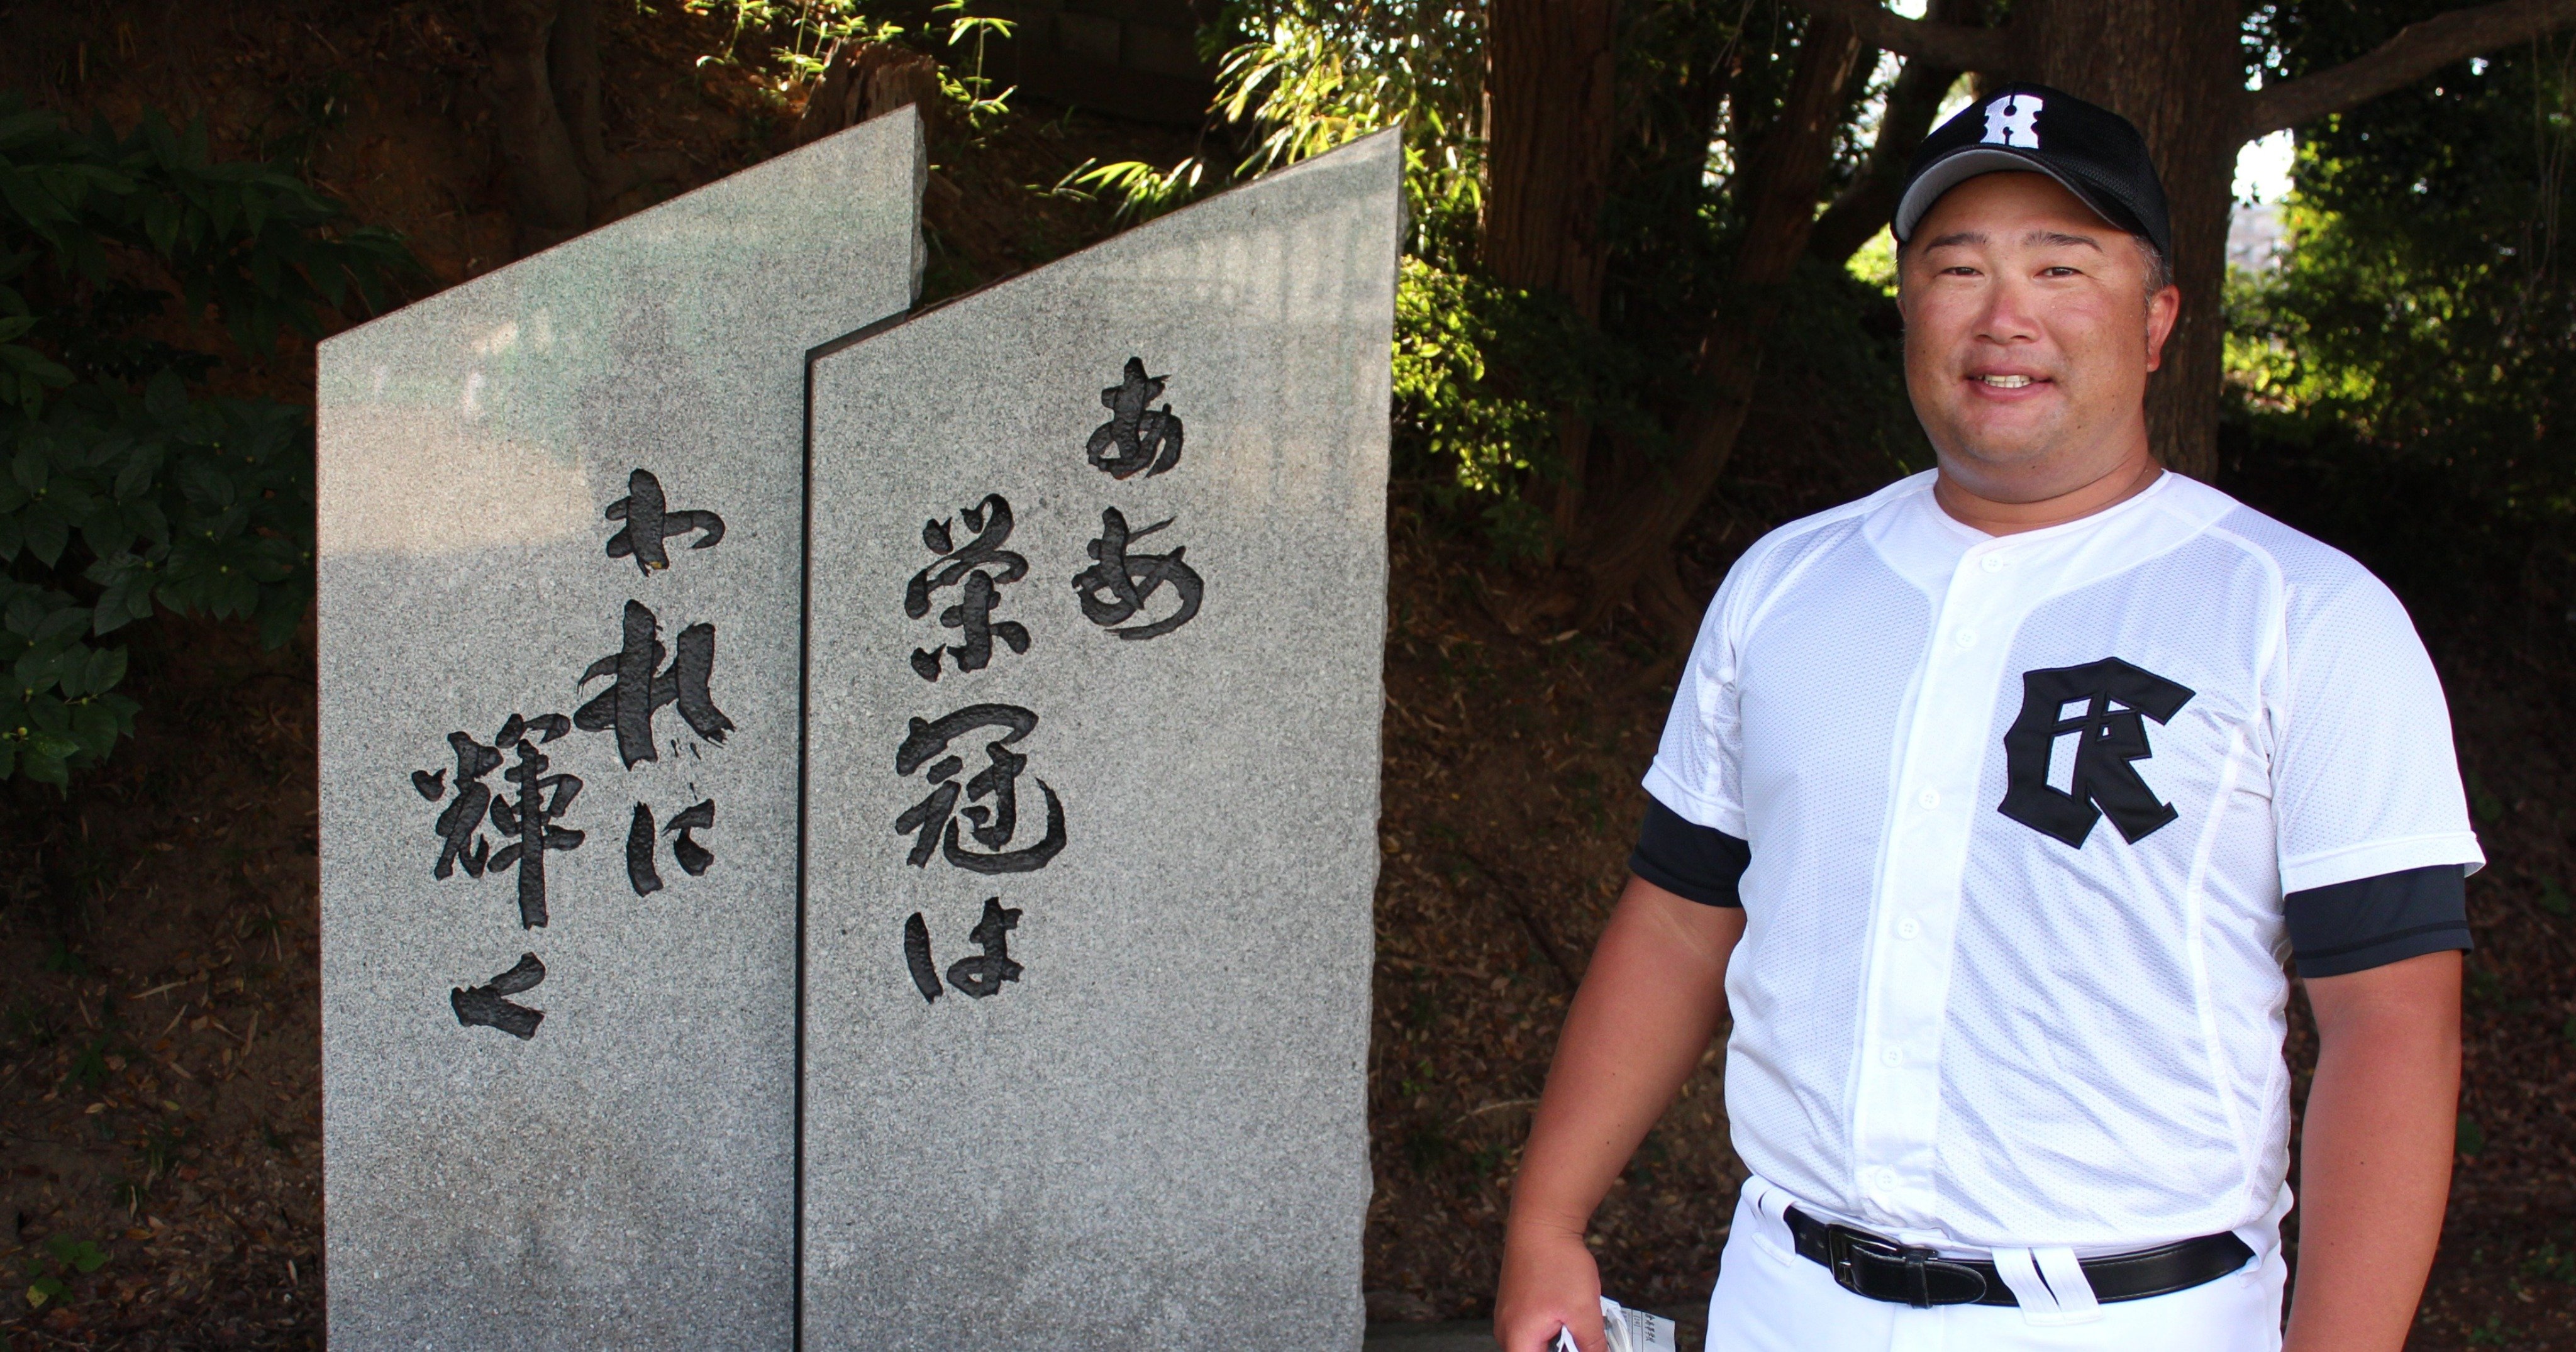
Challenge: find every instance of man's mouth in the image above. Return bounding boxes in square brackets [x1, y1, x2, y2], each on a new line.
[1973, 374, 2038, 389]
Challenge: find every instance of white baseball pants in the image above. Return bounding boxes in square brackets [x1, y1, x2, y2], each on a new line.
[1702, 1177, 2287, 1352]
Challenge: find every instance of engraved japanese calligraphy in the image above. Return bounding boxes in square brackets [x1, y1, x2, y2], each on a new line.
[893, 703, 1066, 874]
[906, 493, 1031, 681]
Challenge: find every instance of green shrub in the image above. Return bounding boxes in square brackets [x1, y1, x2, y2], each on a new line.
[0, 94, 413, 784]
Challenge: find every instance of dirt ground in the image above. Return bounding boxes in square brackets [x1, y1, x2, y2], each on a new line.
[5, 1, 2576, 1349]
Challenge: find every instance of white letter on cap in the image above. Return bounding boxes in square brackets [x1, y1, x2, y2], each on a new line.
[1981, 94, 2043, 148]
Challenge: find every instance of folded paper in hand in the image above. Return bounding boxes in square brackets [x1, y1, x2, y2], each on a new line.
[1555, 1296, 1677, 1352]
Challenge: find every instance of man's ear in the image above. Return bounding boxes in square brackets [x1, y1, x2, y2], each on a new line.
[2143, 284, 2182, 372]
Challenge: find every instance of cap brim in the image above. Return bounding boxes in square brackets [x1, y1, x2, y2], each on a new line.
[1892, 147, 2140, 246]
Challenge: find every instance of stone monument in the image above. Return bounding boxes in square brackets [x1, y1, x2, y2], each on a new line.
[316, 109, 925, 1350]
[797, 128, 1401, 1348]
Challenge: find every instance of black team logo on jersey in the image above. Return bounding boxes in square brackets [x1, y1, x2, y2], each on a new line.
[1999, 658, 2196, 848]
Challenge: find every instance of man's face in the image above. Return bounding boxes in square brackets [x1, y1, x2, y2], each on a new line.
[1898, 172, 2179, 496]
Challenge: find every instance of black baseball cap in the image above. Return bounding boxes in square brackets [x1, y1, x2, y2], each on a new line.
[1891, 82, 2172, 261]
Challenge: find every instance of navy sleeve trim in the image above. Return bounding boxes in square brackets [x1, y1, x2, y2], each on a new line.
[1629, 799, 1750, 908]
[2287, 865, 2471, 979]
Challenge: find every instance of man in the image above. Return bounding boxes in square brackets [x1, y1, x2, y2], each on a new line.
[1494, 84, 2479, 1352]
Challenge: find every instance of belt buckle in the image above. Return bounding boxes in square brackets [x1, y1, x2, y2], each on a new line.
[1823, 1222, 1943, 1307]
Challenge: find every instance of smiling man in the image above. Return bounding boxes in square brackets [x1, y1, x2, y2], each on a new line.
[1494, 85, 2479, 1352]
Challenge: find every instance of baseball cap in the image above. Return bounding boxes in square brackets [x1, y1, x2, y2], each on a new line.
[1891, 82, 2172, 260]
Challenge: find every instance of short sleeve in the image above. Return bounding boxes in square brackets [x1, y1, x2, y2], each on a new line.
[1629, 799, 1752, 907]
[1643, 556, 1751, 836]
[2285, 865, 2470, 978]
[2270, 573, 2484, 894]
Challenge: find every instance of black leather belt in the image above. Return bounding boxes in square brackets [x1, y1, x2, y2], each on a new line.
[1784, 1207, 2254, 1309]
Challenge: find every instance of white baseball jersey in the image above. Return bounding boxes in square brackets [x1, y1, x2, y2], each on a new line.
[1643, 468, 2482, 1249]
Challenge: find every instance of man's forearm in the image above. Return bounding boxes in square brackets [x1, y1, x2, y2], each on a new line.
[1506, 877, 1742, 1237]
[2285, 951, 2462, 1352]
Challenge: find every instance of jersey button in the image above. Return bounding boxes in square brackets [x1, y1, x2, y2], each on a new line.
[1954, 627, 1977, 648]
[1880, 1047, 1903, 1066]
[1868, 1167, 1900, 1194]
[1981, 553, 2009, 573]
[1896, 917, 1921, 939]
[1917, 789, 1941, 809]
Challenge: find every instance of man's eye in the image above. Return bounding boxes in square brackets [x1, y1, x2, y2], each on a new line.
[2040, 266, 2080, 278]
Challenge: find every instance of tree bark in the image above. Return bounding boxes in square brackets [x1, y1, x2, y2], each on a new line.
[794, 41, 944, 146]
[1484, 0, 1622, 551]
[1575, 14, 1868, 630]
[470, 0, 591, 250]
[1484, 0, 1621, 313]
[548, 0, 619, 194]
[474, 0, 701, 252]
[2011, 0, 2243, 480]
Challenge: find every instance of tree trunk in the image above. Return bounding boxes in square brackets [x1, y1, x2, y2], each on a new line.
[548, 0, 619, 194]
[473, 0, 699, 253]
[1484, 0, 1621, 314]
[1574, 14, 1868, 631]
[794, 41, 944, 146]
[2012, 0, 2242, 480]
[470, 0, 591, 250]
[1484, 0, 1621, 552]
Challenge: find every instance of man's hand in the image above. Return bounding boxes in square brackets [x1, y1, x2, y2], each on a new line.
[1494, 876, 1743, 1351]
[2284, 950, 2462, 1352]
[1493, 1224, 1602, 1352]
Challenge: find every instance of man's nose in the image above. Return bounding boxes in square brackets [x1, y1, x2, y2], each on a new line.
[1975, 275, 2044, 344]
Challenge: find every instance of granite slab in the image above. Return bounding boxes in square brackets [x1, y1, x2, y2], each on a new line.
[797, 128, 1403, 1349]
[316, 108, 924, 1351]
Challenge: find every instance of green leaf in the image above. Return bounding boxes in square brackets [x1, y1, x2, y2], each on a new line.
[258, 591, 304, 649]
[16, 647, 66, 694]
[19, 500, 67, 566]
[4, 590, 41, 634]
[87, 558, 153, 634]
[142, 368, 186, 421]
[32, 604, 84, 644]
[82, 645, 125, 695]
[110, 446, 157, 501]
[68, 699, 121, 755]
[20, 743, 69, 787]
[143, 192, 180, 257]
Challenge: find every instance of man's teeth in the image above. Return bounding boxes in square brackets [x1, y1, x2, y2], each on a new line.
[1977, 374, 2035, 389]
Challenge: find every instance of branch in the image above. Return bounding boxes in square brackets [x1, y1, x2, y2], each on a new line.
[1810, 0, 1988, 265]
[2240, 0, 2576, 139]
[1794, 0, 2009, 70]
